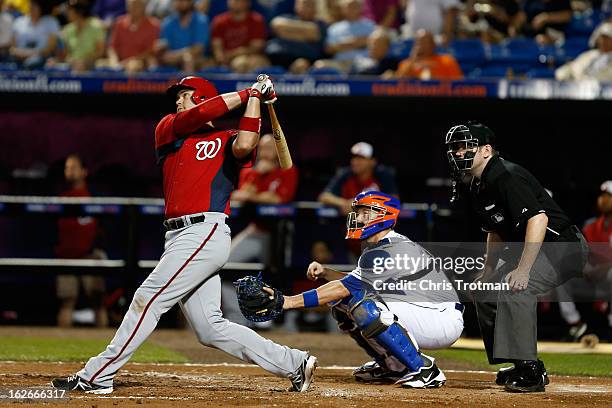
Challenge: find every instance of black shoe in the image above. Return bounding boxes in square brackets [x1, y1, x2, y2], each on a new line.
[352, 361, 408, 383]
[51, 374, 113, 394]
[496, 360, 549, 386]
[396, 354, 446, 389]
[504, 360, 546, 393]
[289, 355, 317, 392]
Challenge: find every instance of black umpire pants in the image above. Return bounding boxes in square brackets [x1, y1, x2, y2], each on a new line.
[474, 226, 589, 363]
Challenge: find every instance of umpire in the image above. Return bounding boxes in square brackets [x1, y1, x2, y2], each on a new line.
[444, 122, 589, 393]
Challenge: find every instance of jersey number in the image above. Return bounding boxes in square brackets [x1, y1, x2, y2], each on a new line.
[195, 138, 222, 161]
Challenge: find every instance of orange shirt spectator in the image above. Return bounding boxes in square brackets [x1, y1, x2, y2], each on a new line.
[238, 166, 298, 204]
[393, 29, 463, 80]
[396, 54, 463, 79]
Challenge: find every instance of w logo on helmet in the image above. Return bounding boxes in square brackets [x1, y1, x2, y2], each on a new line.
[195, 138, 222, 161]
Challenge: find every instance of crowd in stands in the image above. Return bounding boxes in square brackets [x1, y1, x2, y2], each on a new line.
[0, 0, 611, 79]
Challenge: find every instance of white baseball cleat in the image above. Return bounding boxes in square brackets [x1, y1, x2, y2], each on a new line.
[289, 355, 317, 392]
[395, 355, 446, 389]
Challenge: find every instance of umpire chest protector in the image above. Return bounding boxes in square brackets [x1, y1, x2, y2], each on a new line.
[469, 155, 572, 242]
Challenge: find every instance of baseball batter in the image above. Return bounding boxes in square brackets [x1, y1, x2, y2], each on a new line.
[265, 191, 464, 388]
[51, 75, 317, 394]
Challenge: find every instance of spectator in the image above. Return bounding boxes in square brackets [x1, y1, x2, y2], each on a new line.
[146, 0, 173, 19]
[556, 22, 612, 81]
[211, 0, 269, 73]
[221, 134, 298, 325]
[55, 154, 108, 328]
[463, 0, 522, 42]
[103, 0, 160, 73]
[314, 0, 375, 72]
[49, 0, 105, 72]
[363, 0, 400, 30]
[390, 29, 463, 79]
[4, 0, 29, 15]
[0, 0, 13, 59]
[403, 0, 459, 46]
[316, 0, 342, 23]
[319, 142, 398, 215]
[229, 134, 299, 264]
[350, 28, 396, 75]
[318, 141, 398, 261]
[266, 0, 327, 73]
[154, 0, 209, 72]
[8, 0, 60, 68]
[517, 0, 573, 45]
[92, 0, 127, 28]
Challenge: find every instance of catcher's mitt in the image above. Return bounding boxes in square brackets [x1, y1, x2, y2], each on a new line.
[233, 273, 284, 322]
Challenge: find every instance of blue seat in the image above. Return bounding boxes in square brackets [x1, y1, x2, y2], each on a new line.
[448, 39, 486, 65]
[471, 66, 509, 79]
[42, 65, 72, 73]
[197, 66, 232, 75]
[565, 10, 604, 37]
[562, 36, 590, 59]
[526, 68, 555, 79]
[251, 65, 287, 76]
[307, 66, 345, 76]
[147, 65, 180, 73]
[504, 38, 540, 64]
[0, 62, 18, 72]
[93, 66, 125, 74]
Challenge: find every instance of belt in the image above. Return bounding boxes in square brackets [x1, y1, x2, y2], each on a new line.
[163, 214, 206, 231]
[455, 303, 465, 313]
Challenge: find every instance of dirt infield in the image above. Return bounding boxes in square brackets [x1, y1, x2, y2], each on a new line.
[0, 328, 610, 407]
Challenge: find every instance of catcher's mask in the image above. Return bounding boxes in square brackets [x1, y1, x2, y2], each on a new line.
[445, 121, 496, 173]
[346, 191, 400, 240]
[167, 76, 218, 106]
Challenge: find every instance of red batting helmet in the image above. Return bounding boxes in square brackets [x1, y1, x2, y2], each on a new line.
[167, 76, 218, 105]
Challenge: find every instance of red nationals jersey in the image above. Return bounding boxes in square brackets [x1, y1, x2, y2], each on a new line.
[155, 115, 254, 219]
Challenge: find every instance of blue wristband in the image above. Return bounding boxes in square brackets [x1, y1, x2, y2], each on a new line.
[302, 289, 319, 308]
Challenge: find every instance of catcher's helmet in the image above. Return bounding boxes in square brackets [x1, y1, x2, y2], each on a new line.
[167, 76, 218, 105]
[346, 191, 400, 240]
[445, 121, 496, 173]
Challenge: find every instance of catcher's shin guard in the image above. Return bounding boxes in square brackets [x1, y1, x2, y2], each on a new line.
[331, 306, 387, 367]
[349, 296, 424, 372]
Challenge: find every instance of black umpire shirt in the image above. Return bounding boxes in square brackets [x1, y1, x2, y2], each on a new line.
[469, 155, 572, 243]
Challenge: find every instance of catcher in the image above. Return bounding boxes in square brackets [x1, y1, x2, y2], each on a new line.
[235, 191, 464, 388]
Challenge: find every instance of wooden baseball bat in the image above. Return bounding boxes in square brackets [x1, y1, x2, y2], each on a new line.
[267, 104, 293, 169]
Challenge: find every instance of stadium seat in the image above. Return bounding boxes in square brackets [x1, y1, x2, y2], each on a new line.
[565, 10, 604, 37]
[562, 36, 590, 59]
[525, 68, 556, 79]
[93, 66, 125, 74]
[252, 66, 287, 76]
[306, 66, 345, 76]
[197, 66, 232, 75]
[503, 38, 540, 64]
[469, 66, 509, 79]
[42, 65, 72, 73]
[0, 62, 18, 72]
[147, 66, 180, 74]
[448, 39, 486, 66]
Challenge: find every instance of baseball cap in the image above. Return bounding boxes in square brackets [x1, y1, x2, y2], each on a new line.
[601, 180, 612, 194]
[467, 121, 496, 148]
[589, 22, 612, 48]
[351, 142, 374, 158]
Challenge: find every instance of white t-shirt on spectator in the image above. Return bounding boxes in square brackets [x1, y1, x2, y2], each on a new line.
[404, 0, 459, 37]
[0, 12, 14, 48]
[12, 15, 60, 52]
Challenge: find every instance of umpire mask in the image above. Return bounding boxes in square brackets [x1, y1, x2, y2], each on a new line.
[445, 122, 496, 173]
